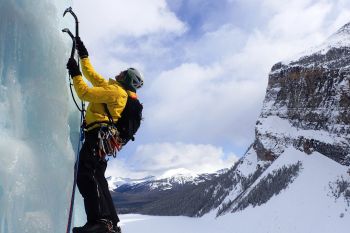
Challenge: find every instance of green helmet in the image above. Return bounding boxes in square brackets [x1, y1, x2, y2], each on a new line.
[122, 68, 144, 92]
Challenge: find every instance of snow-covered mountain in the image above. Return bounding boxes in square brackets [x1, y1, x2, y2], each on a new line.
[111, 23, 350, 228]
[107, 176, 156, 191]
[109, 169, 226, 214]
[108, 168, 228, 192]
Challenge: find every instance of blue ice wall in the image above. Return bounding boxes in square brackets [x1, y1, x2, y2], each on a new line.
[0, 1, 81, 232]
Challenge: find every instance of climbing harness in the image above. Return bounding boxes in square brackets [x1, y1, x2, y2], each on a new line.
[97, 125, 122, 158]
[96, 104, 124, 159]
[62, 6, 86, 233]
[95, 95, 143, 160]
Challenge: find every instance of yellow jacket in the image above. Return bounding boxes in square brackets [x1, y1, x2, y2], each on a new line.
[72, 58, 134, 130]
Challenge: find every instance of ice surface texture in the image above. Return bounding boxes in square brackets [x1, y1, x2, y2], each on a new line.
[0, 1, 78, 233]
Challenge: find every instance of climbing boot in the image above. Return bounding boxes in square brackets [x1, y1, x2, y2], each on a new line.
[72, 220, 108, 233]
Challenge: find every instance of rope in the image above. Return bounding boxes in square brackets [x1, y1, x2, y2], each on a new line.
[65, 44, 85, 233]
[69, 81, 82, 112]
[66, 110, 85, 233]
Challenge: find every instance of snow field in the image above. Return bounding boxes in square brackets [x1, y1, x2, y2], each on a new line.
[119, 148, 350, 233]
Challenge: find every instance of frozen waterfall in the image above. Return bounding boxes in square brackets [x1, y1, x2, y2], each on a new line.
[0, 1, 83, 232]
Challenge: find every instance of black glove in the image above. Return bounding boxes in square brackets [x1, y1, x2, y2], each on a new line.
[66, 57, 81, 77]
[75, 37, 89, 58]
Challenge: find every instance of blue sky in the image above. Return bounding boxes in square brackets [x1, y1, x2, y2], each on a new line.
[71, 0, 350, 178]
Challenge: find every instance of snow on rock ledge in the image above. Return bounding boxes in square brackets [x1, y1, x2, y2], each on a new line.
[255, 22, 350, 166]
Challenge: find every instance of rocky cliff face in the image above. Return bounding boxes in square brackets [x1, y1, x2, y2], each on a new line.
[254, 23, 350, 165]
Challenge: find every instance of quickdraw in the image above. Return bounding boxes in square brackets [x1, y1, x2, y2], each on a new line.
[97, 125, 124, 159]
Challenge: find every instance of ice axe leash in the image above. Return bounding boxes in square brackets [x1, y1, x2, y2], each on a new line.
[62, 6, 86, 129]
[61, 28, 83, 112]
[62, 6, 85, 233]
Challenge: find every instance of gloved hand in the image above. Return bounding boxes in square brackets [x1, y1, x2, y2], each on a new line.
[75, 37, 89, 58]
[66, 57, 81, 77]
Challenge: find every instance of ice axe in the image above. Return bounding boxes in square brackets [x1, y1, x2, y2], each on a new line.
[63, 7, 79, 37]
[62, 7, 79, 59]
[61, 28, 75, 59]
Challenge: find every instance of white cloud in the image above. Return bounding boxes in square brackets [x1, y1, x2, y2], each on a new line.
[72, 0, 186, 43]
[261, 0, 314, 13]
[68, 0, 187, 79]
[184, 24, 248, 64]
[125, 142, 238, 177]
[105, 142, 238, 179]
[267, 2, 332, 39]
[144, 62, 263, 146]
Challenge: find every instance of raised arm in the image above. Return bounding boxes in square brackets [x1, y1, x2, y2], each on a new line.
[72, 75, 121, 103]
[76, 37, 108, 87]
[67, 57, 122, 103]
[80, 57, 108, 87]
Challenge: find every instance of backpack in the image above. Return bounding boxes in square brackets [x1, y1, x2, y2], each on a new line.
[104, 96, 143, 145]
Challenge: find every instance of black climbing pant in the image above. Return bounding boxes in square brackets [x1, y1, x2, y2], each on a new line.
[76, 128, 120, 226]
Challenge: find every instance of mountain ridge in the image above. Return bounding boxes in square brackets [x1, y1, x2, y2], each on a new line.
[107, 168, 229, 192]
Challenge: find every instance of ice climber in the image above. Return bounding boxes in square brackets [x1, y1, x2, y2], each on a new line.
[66, 37, 144, 233]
